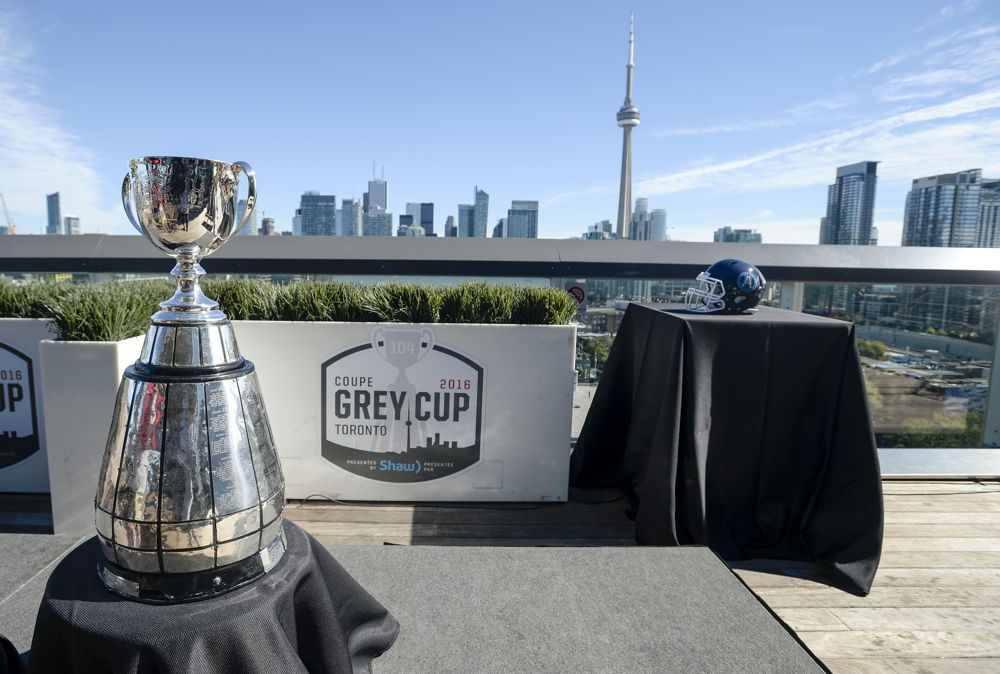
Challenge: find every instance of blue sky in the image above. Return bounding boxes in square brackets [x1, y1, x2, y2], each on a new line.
[0, 0, 998, 244]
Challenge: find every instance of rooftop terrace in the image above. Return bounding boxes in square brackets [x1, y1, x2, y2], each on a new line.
[2, 236, 1000, 669]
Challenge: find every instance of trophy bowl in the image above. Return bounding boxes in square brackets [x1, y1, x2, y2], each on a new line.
[122, 157, 256, 322]
[122, 156, 256, 259]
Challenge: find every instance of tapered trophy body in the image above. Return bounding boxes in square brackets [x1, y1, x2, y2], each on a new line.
[95, 157, 285, 603]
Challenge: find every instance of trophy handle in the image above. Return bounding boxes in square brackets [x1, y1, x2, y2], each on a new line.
[231, 161, 257, 238]
[121, 173, 143, 234]
[416, 327, 435, 361]
[371, 326, 387, 358]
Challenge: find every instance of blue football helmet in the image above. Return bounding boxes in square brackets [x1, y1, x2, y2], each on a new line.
[685, 258, 766, 314]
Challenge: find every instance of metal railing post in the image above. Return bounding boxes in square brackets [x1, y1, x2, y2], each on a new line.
[779, 282, 804, 313]
[982, 310, 1000, 447]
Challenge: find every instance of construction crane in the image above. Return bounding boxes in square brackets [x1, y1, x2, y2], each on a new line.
[0, 193, 16, 234]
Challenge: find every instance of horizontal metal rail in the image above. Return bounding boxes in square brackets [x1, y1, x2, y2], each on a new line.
[2, 235, 1000, 285]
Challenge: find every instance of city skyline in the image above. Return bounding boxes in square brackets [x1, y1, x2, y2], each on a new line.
[0, 1, 998, 243]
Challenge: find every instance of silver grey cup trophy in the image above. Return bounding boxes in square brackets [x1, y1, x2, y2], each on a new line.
[95, 157, 285, 603]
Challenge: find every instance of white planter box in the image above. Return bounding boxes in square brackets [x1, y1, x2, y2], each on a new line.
[233, 321, 576, 502]
[40, 337, 144, 536]
[0, 318, 56, 493]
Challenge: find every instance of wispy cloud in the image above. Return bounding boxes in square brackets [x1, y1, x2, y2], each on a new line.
[857, 23, 997, 77]
[917, 0, 982, 32]
[656, 95, 856, 137]
[640, 18, 1000, 201]
[876, 25, 1000, 101]
[541, 182, 616, 208]
[636, 90, 1000, 197]
[0, 13, 119, 233]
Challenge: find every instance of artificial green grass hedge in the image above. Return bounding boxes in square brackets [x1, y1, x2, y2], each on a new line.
[0, 279, 577, 341]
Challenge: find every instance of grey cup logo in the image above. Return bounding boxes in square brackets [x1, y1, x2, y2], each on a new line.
[0, 342, 39, 470]
[321, 327, 484, 483]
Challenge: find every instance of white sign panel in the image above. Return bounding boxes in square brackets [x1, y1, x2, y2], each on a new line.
[233, 320, 575, 502]
[322, 327, 484, 482]
[0, 341, 40, 471]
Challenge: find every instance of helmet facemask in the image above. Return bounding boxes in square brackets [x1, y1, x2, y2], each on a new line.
[685, 272, 727, 313]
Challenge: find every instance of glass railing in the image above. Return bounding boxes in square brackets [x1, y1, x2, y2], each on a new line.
[568, 278, 996, 453]
[3, 235, 999, 475]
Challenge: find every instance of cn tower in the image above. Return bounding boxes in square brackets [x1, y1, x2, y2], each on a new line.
[615, 14, 640, 239]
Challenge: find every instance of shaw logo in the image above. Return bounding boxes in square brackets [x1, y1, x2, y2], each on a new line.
[380, 459, 421, 473]
[0, 342, 39, 470]
[320, 326, 484, 483]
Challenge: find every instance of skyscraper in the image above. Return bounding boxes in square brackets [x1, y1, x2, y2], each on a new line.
[46, 193, 62, 235]
[457, 204, 475, 237]
[822, 162, 878, 246]
[714, 226, 762, 243]
[650, 209, 667, 241]
[615, 15, 640, 239]
[404, 203, 434, 234]
[292, 208, 302, 235]
[897, 169, 1000, 333]
[628, 198, 651, 240]
[590, 220, 614, 239]
[299, 192, 337, 235]
[902, 169, 985, 247]
[341, 199, 361, 236]
[420, 203, 434, 236]
[585, 223, 612, 239]
[813, 161, 879, 318]
[364, 178, 387, 214]
[444, 215, 457, 237]
[978, 179, 1000, 247]
[506, 201, 538, 238]
[628, 199, 667, 242]
[261, 217, 276, 236]
[237, 199, 259, 235]
[362, 210, 393, 236]
[64, 215, 81, 235]
[493, 219, 506, 238]
[473, 187, 489, 238]
[405, 203, 421, 228]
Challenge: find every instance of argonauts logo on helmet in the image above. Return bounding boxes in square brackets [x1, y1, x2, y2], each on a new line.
[737, 271, 760, 293]
[685, 258, 766, 314]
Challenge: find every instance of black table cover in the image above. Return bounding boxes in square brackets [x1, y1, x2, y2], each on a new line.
[570, 304, 883, 595]
[28, 520, 399, 673]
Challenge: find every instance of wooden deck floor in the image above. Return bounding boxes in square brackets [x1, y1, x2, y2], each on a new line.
[733, 480, 1000, 673]
[287, 481, 1000, 673]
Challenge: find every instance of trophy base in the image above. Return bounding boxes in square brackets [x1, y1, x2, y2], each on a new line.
[98, 528, 287, 604]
